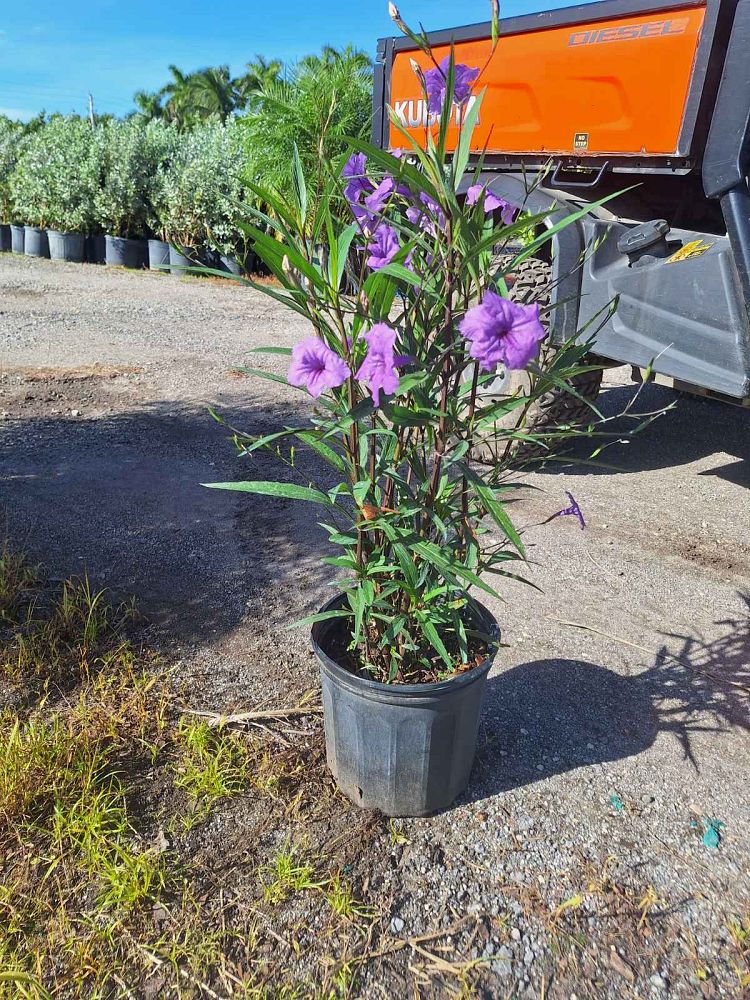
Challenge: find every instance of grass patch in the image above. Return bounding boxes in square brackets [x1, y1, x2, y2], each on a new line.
[174, 718, 251, 829]
[0, 543, 383, 998]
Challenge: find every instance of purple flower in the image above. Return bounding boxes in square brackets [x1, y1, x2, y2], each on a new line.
[287, 336, 351, 398]
[355, 324, 407, 406]
[364, 176, 397, 216]
[551, 491, 586, 529]
[406, 191, 445, 233]
[342, 152, 371, 204]
[466, 184, 517, 224]
[459, 290, 546, 371]
[366, 224, 400, 271]
[424, 56, 479, 115]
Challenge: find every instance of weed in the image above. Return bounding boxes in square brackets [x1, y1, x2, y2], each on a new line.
[260, 844, 324, 904]
[325, 873, 375, 922]
[389, 818, 410, 846]
[174, 719, 250, 827]
[0, 544, 38, 625]
[637, 885, 665, 931]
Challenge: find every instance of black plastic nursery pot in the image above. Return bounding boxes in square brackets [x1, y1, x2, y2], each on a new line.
[85, 234, 106, 265]
[10, 225, 24, 254]
[105, 235, 146, 269]
[148, 239, 170, 271]
[24, 226, 49, 258]
[47, 230, 84, 263]
[311, 594, 499, 817]
[169, 245, 204, 274]
[0, 225, 10, 252]
[217, 252, 248, 276]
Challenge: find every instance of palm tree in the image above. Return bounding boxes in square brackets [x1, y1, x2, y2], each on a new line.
[160, 65, 195, 129]
[187, 66, 240, 122]
[237, 56, 282, 109]
[133, 89, 165, 122]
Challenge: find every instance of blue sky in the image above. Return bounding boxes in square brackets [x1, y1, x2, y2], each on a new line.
[0, 0, 574, 120]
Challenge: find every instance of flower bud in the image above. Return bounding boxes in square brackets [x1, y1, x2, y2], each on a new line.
[388, 1, 409, 35]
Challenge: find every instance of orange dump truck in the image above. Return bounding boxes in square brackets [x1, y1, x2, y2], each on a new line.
[374, 0, 750, 405]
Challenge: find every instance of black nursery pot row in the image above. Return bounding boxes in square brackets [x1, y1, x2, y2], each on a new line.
[0, 224, 252, 276]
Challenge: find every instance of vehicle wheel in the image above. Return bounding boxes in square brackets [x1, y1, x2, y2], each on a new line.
[472, 257, 603, 464]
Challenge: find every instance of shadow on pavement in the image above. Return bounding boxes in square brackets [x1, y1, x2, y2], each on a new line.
[0, 399, 332, 648]
[466, 594, 750, 802]
[537, 381, 750, 485]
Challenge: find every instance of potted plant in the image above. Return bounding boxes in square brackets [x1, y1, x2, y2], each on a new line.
[205, 19, 608, 816]
[94, 120, 151, 268]
[0, 117, 23, 253]
[9, 136, 51, 258]
[34, 117, 101, 263]
[159, 120, 235, 273]
[205, 120, 252, 274]
[143, 120, 181, 271]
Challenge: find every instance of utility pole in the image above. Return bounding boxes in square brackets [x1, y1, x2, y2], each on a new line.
[88, 92, 95, 127]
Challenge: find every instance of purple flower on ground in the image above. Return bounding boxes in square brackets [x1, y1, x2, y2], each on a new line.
[466, 184, 517, 224]
[355, 324, 408, 406]
[366, 224, 400, 270]
[424, 56, 479, 115]
[406, 191, 445, 232]
[342, 152, 371, 204]
[551, 491, 586, 529]
[459, 290, 546, 371]
[287, 336, 351, 398]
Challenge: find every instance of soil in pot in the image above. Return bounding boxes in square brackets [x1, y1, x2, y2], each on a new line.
[148, 239, 170, 271]
[0, 225, 10, 253]
[312, 595, 499, 817]
[48, 231, 85, 263]
[10, 225, 25, 254]
[85, 234, 106, 265]
[105, 235, 146, 269]
[24, 226, 49, 258]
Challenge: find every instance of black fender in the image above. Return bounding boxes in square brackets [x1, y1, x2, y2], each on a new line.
[462, 172, 587, 345]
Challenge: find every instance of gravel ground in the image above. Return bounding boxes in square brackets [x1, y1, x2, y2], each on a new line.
[1, 254, 749, 998]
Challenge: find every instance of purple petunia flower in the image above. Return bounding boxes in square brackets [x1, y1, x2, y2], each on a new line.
[287, 335, 351, 398]
[366, 224, 400, 270]
[342, 152, 372, 204]
[364, 176, 397, 216]
[424, 56, 479, 115]
[355, 324, 407, 406]
[551, 491, 586, 529]
[466, 184, 517, 225]
[406, 191, 446, 233]
[459, 289, 546, 372]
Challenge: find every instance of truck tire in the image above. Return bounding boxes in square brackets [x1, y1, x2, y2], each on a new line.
[472, 256, 603, 463]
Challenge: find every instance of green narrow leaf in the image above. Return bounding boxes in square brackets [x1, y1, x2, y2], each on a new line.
[460, 465, 525, 556]
[453, 90, 484, 186]
[291, 142, 307, 227]
[288, 609, 351, 629]
[201, 481, 332, 505]
[418, 614, 452, 666]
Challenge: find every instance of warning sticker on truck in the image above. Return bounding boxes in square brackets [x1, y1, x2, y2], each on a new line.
[666, 239, 715, 263]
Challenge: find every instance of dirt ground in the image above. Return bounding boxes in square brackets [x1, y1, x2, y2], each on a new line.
[1, 253, 749, 999]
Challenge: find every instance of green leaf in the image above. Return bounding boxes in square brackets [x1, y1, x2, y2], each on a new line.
[460, 465, 525, 556]
[417, 614, 452, 666]
[288, 609, 351, 629]
[247, 346, 293, 356]
[201, 481, 333, 506]
[453, 90, 484, 187]
[291, 142, 307, 227]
